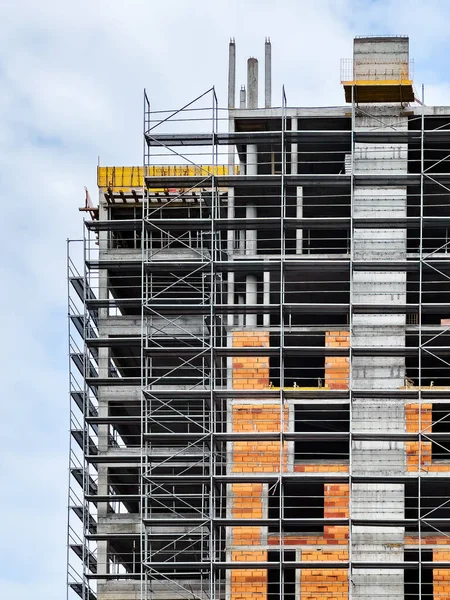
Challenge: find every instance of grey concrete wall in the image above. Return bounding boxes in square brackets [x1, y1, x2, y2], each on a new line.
[351, 107, 407, 598]
[354, 37, 409, 80]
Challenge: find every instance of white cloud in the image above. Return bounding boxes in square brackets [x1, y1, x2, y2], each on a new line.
[2, 1, 450, 599]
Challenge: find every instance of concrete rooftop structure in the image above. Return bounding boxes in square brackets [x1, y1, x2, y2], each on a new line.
[67, 35, 450, 600]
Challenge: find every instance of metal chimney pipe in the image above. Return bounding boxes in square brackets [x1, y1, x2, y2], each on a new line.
[247, 57, 258, 109]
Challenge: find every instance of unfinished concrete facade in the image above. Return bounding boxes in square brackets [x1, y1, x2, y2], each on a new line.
[67, 36, 450, 600]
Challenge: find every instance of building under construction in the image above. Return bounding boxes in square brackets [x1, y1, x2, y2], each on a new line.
[67, 36, 450, 600]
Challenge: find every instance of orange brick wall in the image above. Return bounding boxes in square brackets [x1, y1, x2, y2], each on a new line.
[231, 331, 349, 600]
[300, 550, 349, 599]
[232, 331, 270, 390]
[232, 404, 286, 473]
[294, 463, 349, 473]
[324, 484, 349, 543]
[405, 403, 450, 472]
[433, 549, 450, 599]
[231, 550, 267, 600]
[325, 331, 350, 390]
[232, 483, 263, 546]
[406, 403, 431, 472]
[231, 332, 285, 475]
[231, 332, 271, 600]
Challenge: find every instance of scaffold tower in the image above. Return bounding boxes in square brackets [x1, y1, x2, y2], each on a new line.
[67, 35, 450, 600]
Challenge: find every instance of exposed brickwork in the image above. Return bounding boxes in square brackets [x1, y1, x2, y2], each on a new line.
[232, 404, 280, 433]
[231, 331, 286, 475]
[269, 535, 348, 546]
[232, 483, 263, 546]
[231, 331, 350, 600]
[406, 536, 450, 546]
[231, 550, 267, 600]
[232, 403, 287, 473]
[325, 331, 350, 390]
[324, 484, 349, 542]
[405, 403, 450, 472]
[433, 549, 450, 599]
[406, 403, 432, 471]
[232, 484, 263, 519]
[300, 550, 349, 599]
[232, 331, 269, 390]
[231, 332, 270, 600]
[294, 464, 349, 473]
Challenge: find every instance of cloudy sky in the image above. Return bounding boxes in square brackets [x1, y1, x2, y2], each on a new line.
[1, 0, 450, 598]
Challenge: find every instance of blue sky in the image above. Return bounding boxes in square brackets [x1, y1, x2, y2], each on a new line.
[2, 0, 450, 598]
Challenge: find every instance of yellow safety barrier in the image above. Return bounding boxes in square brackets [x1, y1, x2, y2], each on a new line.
[98, 165, 240, 191]
[98, 166, 144, 189]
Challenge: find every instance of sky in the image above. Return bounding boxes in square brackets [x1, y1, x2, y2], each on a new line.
[1, 0, 450, 598]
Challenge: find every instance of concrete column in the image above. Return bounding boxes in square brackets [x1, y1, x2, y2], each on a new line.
[246, 275, 257, 328]
[228, 94, 236, 168]
[265, 38, 272, 109]
[246, 203, 257, 255]
[227, 185, 236, 329]
[240, 86, 246, 109]
[247, 58, 258, 109]
[227, 272, 235, 328]
[238, 295, 245, 327]
[296, 186, 303, 254]
[228, 38, 236, 110]
[227, 187, 235, 258]
[291, 117, 298, 175]
[247, 143, 258, 176]
[246, 144, 258, 258]
[239, 229, 246, 255]
[351, 109, 408, 599]
[263, 270, 270, 327]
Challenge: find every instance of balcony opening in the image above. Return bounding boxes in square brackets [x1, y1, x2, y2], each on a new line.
[405, 480, 450, 532]
[404, 550, 433, 599]
[295, 403, 349, 461]
[432, 403, 450, 460]
[267, 551, 296, 600]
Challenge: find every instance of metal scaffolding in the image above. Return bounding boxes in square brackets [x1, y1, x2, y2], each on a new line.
[67, 51, 450, 600]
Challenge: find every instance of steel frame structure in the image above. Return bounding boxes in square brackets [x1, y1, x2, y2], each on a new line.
[66, 82, 450, 600]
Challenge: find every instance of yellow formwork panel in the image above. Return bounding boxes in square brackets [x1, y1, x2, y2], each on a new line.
[98, 166, 144, 189]
[98, 165, 240, 191]
[147, 165, 239, 177]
